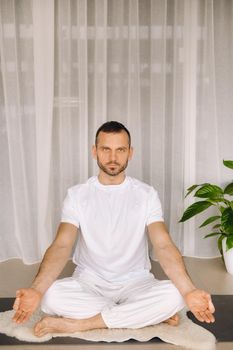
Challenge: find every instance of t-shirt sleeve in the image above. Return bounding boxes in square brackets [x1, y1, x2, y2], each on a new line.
[61, 189, 79, 228]
[146, 187, 164, 225]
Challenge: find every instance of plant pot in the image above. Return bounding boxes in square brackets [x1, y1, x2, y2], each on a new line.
[222, 237, 233, 275]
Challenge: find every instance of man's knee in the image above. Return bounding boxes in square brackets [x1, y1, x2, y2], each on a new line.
[40, 283, 59, 315]
[168, 283, 185, 311]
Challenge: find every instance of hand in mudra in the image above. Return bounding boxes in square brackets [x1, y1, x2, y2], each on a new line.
[12, 288, 42, 324]
[184, 289, 215, 323]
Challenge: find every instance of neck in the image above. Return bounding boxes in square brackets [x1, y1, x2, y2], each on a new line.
[98, 171, 126, 185]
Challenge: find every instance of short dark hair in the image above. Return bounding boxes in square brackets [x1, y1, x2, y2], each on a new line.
[95, 121, 131, 146]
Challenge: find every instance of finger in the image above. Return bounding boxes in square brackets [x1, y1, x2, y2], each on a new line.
[199, 311, 211, 323]
[205, 309, 215, 323]
[195, 309, 215, 324]
[13, 297, 20, 311]
[12, 310, 23, 323]
[193, 311, 205, 323]
[15, 289, 25, 299]
[203, 293, 215, 309]
[18, 311, 31, 324]
[208, 298, 215, 314]
[14, 310, 28, 324]
[12, 309, 28, 324]
[203, 293, 215, 315]
[13, 289, 24, 310]
[17, 311, 29, 324]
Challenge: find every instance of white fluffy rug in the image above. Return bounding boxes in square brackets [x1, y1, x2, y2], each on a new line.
[0, 308, 216, 350]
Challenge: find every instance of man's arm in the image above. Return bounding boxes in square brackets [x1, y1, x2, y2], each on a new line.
[13, 222, 78, 324]
[147, 221, 215, 323]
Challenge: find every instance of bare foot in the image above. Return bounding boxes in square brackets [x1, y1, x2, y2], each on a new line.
[34, 316, 84, 337]
[34, 313, 107, 337]
[163, 313, 179, 326]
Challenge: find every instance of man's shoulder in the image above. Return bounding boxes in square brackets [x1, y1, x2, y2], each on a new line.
[66, 177, 96, 195]
[128, 177, 154, 193]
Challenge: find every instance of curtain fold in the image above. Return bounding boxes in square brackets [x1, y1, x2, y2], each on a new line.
[0, 0, 37, 261]
[33, 0, 54, 256]
[0, 0, 233, 262]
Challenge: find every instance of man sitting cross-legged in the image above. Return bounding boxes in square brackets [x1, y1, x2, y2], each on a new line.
[12, 121, 215, 337]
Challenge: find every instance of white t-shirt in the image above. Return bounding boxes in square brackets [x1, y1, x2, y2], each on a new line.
[61, 176, 164, 282]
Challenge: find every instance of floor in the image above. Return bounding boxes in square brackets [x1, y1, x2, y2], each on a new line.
[1, 257, 233, 349]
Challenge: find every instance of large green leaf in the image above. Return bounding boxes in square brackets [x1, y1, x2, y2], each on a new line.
[226, 236, 233, 251]
[185, 183, 207, 198]
[179, 201, 212, 222]
[224, 183, 233, 195]
[230, 202, 233, 211]
[221, 208, 233, 234]
[199, 215, 220, 228]
[223, 160, 233, 169]
[204, 232, 221, 239]
[194, 184, 223, 199]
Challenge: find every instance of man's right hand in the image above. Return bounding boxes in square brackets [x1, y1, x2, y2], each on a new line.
[12, 288, 42, 324]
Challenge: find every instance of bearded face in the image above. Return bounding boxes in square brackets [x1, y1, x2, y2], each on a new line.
[93, 131, 133, 178]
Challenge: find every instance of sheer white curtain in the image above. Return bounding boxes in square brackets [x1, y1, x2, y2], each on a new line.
[0, 0, 233, 263]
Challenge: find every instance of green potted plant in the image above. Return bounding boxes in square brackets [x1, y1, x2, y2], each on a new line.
[179, 160, 233, 274]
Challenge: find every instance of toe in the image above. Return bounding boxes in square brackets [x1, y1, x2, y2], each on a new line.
[165, 314, 179, 326]
[34, 320, 44, 336]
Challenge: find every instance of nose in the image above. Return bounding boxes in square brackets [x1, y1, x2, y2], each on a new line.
[109, 150, 117, 162]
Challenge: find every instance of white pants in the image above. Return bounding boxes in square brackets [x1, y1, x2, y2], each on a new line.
[41, 272, 185, 329]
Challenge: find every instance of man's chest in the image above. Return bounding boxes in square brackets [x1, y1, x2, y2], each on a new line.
[77, 189, 148, 233]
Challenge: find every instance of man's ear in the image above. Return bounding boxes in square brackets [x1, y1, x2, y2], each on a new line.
[129, 147, 134, 160]
[92, 145, 97, 159]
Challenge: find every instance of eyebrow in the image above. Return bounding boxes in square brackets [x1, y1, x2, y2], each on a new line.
[99, 146, 128, 150]
[117, 146, 128, 150]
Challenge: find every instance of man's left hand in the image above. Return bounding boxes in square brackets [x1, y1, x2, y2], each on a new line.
[184, 289, 215, 323]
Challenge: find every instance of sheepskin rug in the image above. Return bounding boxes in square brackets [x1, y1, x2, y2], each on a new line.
[0, 308, 216, 350]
